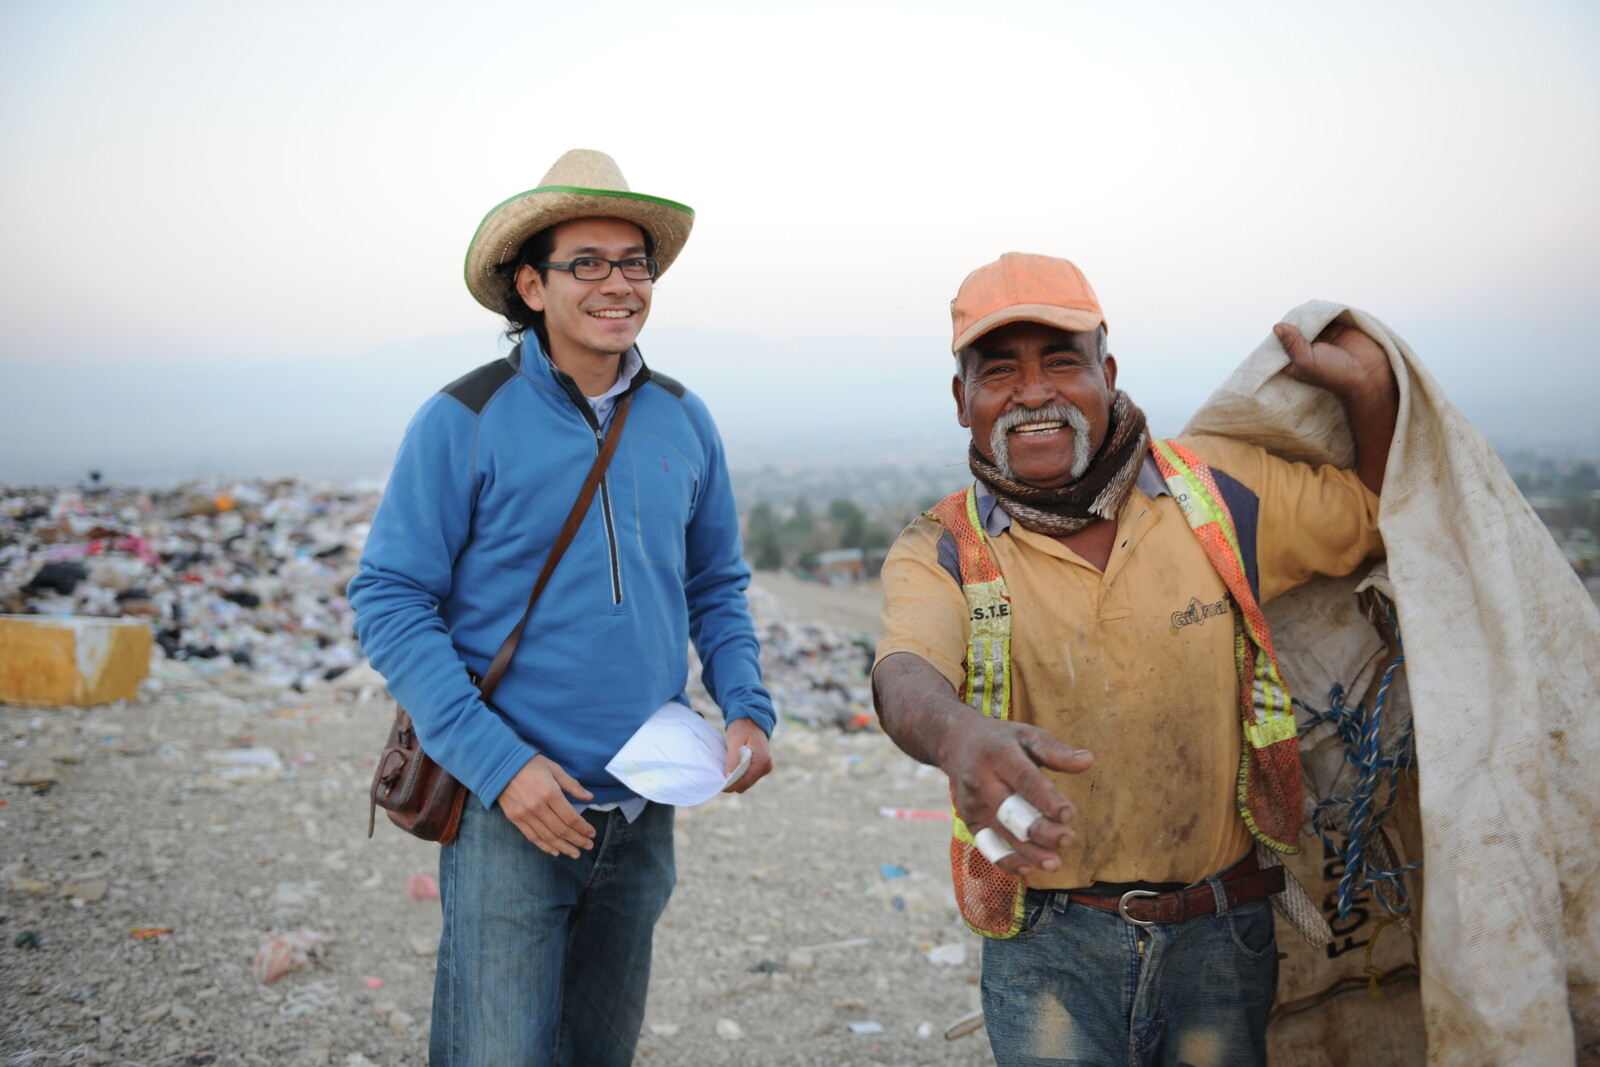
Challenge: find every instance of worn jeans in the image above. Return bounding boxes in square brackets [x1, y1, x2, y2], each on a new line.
[430, 798, 676, 1067]
[981, 877, 1278, 1067]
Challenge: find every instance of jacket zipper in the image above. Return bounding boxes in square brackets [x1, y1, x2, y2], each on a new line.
[594, 425, 622, 605]
[538, 344, 643, 609]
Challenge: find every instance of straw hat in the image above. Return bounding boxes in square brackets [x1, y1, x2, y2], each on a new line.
[463, 149, 695, 312]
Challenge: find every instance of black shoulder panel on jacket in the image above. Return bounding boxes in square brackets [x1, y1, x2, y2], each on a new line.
[936, 528, 961, 586]
[440, 358, 518, 415]
[646, 370, 687, 399]
[1212, 468, 1262, 605]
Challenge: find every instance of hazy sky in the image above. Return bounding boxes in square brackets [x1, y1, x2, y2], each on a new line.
[2, 1, 1597, 485]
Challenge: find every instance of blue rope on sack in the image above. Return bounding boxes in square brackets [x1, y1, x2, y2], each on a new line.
[1294, 595, 1423, 921]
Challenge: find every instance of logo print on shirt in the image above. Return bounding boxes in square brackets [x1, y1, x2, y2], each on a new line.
[1172, 597, 1229, 628]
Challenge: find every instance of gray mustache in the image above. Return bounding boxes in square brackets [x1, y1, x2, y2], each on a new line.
[991, 404, 1092, 482]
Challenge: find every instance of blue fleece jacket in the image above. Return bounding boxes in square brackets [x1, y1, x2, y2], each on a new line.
[347, 342, 774, 808]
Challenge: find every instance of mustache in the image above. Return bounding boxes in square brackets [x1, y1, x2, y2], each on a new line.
[990, 404, 1092, 482]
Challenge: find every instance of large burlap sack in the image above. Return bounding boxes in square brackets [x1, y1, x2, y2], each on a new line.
[1185, 301, 1600, 1065]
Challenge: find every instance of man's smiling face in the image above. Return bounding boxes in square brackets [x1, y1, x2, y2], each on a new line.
[516, 216, 652, 368]
[953, 321, 1118, 489]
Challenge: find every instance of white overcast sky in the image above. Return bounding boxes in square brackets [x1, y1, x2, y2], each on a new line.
[2, 0, 1597, 484]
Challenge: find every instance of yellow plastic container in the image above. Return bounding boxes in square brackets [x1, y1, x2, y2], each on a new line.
[0, 615, 153, 707]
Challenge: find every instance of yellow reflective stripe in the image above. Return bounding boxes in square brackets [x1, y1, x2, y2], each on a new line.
[1154, 440, 1248, 578]
[963, 484, 986, 550]
[985, 633, 998, 716]
[1154, 440, 1218, 530]
[952, 811, 975, 845]
[1254, 655, 1274, 721]
[1248, 653, 1292, 735]
[979, 638, 995, 716]
[999, 637, 1012, 723]
[1247, 716, 1298, 748]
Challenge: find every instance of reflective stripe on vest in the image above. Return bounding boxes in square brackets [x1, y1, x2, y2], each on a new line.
[1150, 438, 1302, 853]
[927, 485, 1027, 939]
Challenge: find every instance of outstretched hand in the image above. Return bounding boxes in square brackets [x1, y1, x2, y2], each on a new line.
[943, 714, 1094, 879]
[873, 652, 1094, 880]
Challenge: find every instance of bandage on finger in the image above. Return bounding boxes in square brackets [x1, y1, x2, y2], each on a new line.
[973, 827, 1016, 864]
[996, 793, 1044, 840]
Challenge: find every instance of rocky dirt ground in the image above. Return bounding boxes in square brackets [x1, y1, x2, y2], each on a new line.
[1, 578, 998, 1067]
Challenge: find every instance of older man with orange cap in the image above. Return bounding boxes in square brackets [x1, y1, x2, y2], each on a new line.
[349, 150, 774, 1065]
[873, 253, 1398, 1066]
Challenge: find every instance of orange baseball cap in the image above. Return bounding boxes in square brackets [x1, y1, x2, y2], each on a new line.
[950, 252, 1107, 354]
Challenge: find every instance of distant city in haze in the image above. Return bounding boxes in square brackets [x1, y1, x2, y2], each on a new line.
[3, 318, 1596, 492]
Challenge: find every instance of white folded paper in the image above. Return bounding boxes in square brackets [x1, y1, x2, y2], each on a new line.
[605, 701, 751, 806]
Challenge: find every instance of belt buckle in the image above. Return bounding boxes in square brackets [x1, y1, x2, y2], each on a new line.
[1117, 889, 1159, 927]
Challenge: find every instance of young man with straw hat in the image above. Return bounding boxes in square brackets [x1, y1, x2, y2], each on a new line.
[873, 253, 1398, 1066]
[349, 149, 774, 1065]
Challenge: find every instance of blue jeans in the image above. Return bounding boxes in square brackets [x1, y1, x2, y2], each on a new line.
[981, 878, 1278, 1067]
[431, 799, 676, 1067]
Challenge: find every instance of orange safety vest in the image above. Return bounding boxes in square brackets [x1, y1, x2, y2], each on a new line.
[926, 439, 1302, 939]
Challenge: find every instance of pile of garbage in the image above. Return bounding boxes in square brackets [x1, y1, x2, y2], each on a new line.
[745, 594, 877, 729]
[1, 480, 373, 693]
[2, 479, 881, 727]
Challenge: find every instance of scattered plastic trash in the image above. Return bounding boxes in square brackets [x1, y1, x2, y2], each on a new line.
[925, 943, 967, 966]
[59, 878, 109, 903]
[129, 925, 174, 940]
[2, 860, 48, 893]
[865, 871, 949, 918]
[6, 760, 63, 789]
[944, 1009, 986, 1040]
[278, 979, 337, 1016]
[715, 1018, 744, 1040]
[848, 1021, 885, 1035]
[24, 561, 88, 595]
[879, 807, 950, 820]
[795, 936, 872, 953]
[879, 864, 908, 880]
[14, 930, 42, 950]
[365, 977, 384, 989]
[405, 873, 439, 901]
[252, 929, 326, 983]
[0, 480, 372, 693]
[271, 882, 317, 907]
[204, 747, 283, 780]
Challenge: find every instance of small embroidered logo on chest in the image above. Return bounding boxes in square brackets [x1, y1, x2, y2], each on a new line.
[1172, 597, 1229, 628]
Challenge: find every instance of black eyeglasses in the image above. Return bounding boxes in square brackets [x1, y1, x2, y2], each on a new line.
[536, 256, 659, 282]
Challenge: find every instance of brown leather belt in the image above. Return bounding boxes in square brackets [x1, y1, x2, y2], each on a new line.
[1065, 853, 1284, 927]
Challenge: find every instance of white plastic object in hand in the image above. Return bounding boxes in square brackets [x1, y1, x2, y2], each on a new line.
[974, 827, 1016, 864]
[997, 793, 1043, 840]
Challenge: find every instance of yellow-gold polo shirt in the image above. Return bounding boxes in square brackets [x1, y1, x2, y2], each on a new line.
[876, 434, 1383, 890]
